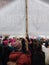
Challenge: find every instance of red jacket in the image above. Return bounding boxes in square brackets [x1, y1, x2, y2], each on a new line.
[9, 52, 31, 65]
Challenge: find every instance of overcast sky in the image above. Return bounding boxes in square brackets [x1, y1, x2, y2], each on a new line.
[0, 0, 49, 36]
[40, 0, 49, 4]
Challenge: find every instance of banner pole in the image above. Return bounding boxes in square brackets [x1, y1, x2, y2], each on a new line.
[25, 0, 28, 37]
[25, 0, 29, 51]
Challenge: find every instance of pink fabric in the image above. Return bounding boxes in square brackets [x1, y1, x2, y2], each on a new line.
[3, 40, 8, 45]
[9, 38, 16, 46]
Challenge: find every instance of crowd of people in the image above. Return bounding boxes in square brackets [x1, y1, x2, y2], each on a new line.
[0, 35, 49, 65]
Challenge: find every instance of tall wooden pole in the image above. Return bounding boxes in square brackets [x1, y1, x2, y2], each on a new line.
[25, 0, 28, 37]
[25, 0, 29, 51]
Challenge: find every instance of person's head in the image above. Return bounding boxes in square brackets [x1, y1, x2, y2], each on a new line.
[13, 40, 22, 51]
[29, 38, 33, 44]
[33, 39, 38, 44]
[32, 40, 42, 53]
[4, 36, 9, 40]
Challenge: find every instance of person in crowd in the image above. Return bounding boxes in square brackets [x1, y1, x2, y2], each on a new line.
[7, 38, 31, 65]
[2, 45, 13, 65]
[28, 38, 35, 65]
[45, 40, 48, 48]
[0, 44, 4, 65]
[0, 36, 47, 65]
[28, 38, 34, 55]
[3, 36, 9, 46]
[31, 42, 45, 65]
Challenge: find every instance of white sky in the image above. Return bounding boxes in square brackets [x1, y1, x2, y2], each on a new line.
[0, 0, 49, 37]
